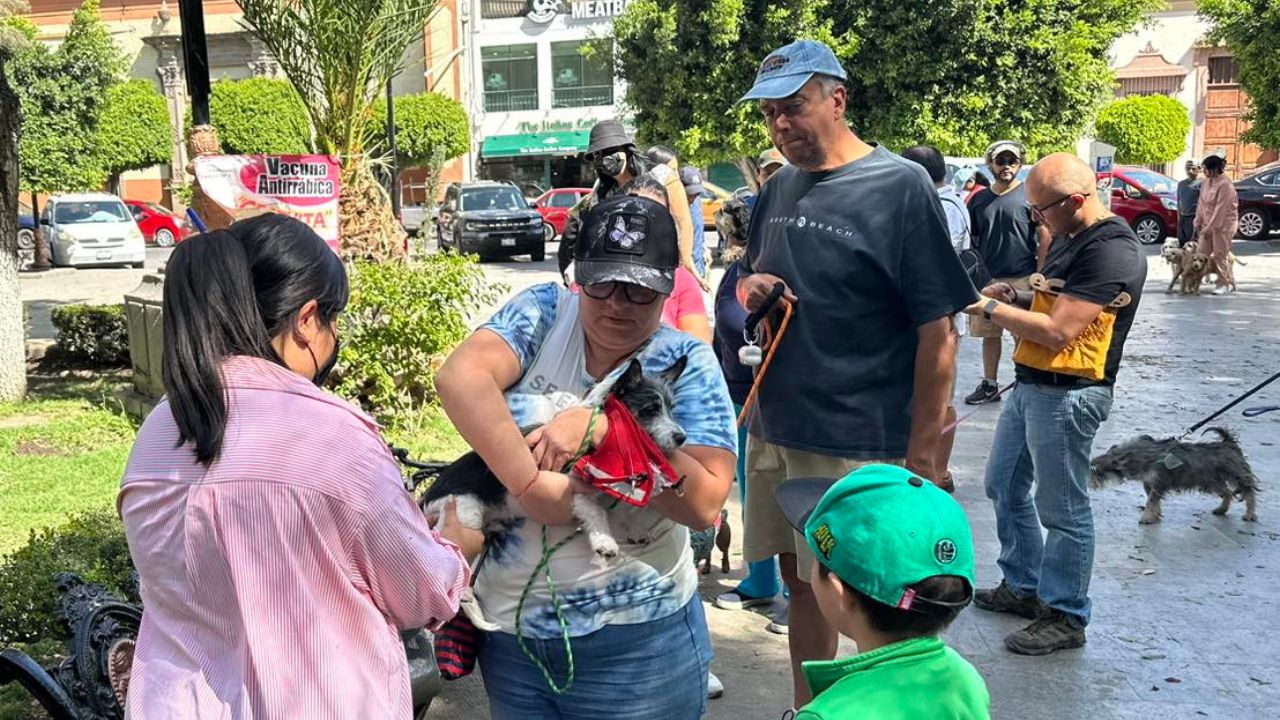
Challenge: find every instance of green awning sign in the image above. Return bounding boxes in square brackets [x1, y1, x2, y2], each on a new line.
[481, 131, 591, 158]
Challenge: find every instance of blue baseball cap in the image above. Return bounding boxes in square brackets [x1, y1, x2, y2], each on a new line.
[739, 39, 848, 103]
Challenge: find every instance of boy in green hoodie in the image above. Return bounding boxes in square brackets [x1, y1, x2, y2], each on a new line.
[775, 465, 991, 719]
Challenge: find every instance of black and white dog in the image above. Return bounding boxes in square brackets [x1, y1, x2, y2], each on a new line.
[1090, 427, 1260, 524]
[423, 356, 689, 560]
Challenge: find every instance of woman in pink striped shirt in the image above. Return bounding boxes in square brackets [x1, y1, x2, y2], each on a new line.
[119, 214, 483, 719]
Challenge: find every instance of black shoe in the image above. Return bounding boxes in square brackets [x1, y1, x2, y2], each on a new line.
[964, 380, 1001, 405]
[1004, 610, 1086, 656]
[973, 581, 1043, 620]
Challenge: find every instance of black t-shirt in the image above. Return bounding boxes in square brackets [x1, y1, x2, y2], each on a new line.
[1016, 216, 1147, 388]
[744, 146, 979, 458]
[968, 184, 1039, 278]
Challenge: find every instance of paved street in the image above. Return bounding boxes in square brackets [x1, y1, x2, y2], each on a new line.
[18, 236, 1280, 717]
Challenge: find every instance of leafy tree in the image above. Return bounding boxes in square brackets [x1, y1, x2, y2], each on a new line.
[207, 76, 312, 154]
[1, 0, 29, 401]
[236, 0, 436, 260]
[371, 92, 469, 166]
[614, 0, 1162, 164]
[1200, 0, 1280, 150]
[8, 0, 123, 267]
[1095, 95, 1191, 165]
[96, 78, 171, 193]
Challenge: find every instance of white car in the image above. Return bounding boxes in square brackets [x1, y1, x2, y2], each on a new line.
[41, 193, 147, 269]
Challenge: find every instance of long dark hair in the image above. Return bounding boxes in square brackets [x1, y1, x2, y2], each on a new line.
[162, 213, 349, 465]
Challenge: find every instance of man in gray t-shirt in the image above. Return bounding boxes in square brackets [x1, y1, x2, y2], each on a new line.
[735, 39, 977, 710]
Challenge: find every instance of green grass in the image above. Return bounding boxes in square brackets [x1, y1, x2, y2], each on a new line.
[0, 371, 469, 555]
[0, 373, 136, 555]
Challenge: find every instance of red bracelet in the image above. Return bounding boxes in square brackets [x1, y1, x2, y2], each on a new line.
[515, 469, 540, 499]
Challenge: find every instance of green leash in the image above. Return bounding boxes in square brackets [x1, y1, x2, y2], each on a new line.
[512, 407, 600, 695]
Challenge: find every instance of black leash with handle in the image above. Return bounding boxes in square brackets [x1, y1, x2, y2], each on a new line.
[1183, 369, 1280, 437]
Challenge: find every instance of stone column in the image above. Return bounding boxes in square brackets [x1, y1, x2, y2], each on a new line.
[155, 38, 188, 187]
[247, 36, 280, 78]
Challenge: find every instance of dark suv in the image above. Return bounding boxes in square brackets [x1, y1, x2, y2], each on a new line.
[434, 182, 546, 261]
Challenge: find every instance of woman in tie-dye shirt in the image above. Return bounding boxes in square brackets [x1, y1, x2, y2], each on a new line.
[436, 195, 736, 719]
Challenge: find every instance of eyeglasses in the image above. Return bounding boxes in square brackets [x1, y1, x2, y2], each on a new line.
[1031, 192, 1091, 220]
[992, 156, 1022, 168]
[581, 281, 662, 305]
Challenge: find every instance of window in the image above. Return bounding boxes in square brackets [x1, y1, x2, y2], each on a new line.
[549, 192, 579, 208]
[54, 201, 130, 224]
[1122, 169, 1177, 196]
[482, 45, 538, 112]
[1208, 56, 1239, 86]
[480, 0, 532, 18]
[1256, 172, 1277, 186]
[461, 187, 527, 212]
[551, 40, 614, 108]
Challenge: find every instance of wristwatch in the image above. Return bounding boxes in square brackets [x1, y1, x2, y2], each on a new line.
[982, 298, 999, 320]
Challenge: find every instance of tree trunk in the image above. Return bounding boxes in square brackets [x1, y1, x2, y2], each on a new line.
[30, 190, 50, 269]
[338, 154, 406, 262]
[0, 59, 28, 402]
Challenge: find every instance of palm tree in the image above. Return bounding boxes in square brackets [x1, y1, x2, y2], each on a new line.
[235, 0, 435, 260]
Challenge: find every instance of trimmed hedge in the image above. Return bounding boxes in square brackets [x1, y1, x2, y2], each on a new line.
[0, 509, 135, 645]
[50, 303, 129, 365]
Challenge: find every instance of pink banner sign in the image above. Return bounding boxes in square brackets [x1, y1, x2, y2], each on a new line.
[194, 154, 342, 252]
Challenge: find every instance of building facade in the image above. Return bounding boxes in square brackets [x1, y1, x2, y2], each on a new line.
[465, 0, 633, 192]
[23, 0, 463, 206]
[1108, 0, 1276, 179]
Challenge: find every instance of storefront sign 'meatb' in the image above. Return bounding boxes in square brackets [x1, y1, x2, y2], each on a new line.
[526, 0, 630, 23]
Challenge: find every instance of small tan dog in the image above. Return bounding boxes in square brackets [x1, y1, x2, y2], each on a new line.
[1180, 244, 1210, 295]
[1162, 238, 1185, 293]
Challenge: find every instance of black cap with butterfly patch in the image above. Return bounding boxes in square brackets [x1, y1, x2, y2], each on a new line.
[574, 195, 678, 295]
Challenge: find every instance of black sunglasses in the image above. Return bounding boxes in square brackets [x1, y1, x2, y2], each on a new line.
[1031, 192, 1091, 218]
[581, 281, 662, 305]
[992, 156, 1022, 168]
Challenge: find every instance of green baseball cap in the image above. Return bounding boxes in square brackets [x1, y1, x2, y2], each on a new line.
[775, 465, 975, 611]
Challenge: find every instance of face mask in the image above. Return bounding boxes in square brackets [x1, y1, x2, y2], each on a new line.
[596, 151, 627, 178]
[304, 328, 340, 387]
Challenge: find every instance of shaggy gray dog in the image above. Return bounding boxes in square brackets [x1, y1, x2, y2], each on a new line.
[1090, 427, 1260, 524]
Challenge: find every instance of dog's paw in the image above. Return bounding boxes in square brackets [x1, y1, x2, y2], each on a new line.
[1138, 513, 1161, 525]
[589, 533, 620, 559]
[1212, 506, 1229, 516]
[1243, 511, 1258, 522]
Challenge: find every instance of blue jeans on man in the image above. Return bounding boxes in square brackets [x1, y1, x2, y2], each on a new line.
[984, 382, 1113, 627]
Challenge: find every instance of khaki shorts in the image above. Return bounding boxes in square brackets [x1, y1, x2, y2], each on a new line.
[969, 275, 1031, 338]
[743, 437, 902, 583]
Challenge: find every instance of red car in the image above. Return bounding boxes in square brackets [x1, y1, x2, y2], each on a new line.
[533, 188, 591, 242]
[1101, 166, 1179, 245]
[124, 199, 190, 248]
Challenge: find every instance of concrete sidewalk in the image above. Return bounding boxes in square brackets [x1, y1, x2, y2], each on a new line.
[429, 241, 1280, 719]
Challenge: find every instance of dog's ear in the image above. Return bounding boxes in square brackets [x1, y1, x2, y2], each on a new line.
[614, 358, 645, 394]
[661, 355, 689, 386]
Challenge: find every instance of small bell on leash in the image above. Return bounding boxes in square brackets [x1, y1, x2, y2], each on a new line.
[739, 343, 763, 367]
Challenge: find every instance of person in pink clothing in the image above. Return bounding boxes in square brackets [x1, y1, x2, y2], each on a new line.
[118, 213, 484, 719]
[622, 174, 713, 343]
[1193, 153, 1240, 295]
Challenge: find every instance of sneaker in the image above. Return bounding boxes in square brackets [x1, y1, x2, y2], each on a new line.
[707, 670, 724, 699]
[714, 590, 775, 611]
[973, 581, 1043, 620]
[1004, 610, 1086, 656]
[964, 380, 1001, 405]
[766, 618, 789, 635]
[1212, 286, 1229, 296]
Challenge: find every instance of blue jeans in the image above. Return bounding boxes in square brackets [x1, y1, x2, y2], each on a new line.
[479, 597, 712, 719]
[732, 405, 782, 599]
[983, 382, 1113, 627]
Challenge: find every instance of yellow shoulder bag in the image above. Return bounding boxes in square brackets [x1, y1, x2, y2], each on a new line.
[1011, 273, 1132, 381]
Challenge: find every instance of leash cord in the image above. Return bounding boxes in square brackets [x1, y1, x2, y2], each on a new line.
[940, 382, 1017, 435]
[511, 405, 603, 695]
[737, 299, 794, 428]
[1185, 369, 1280, 437]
